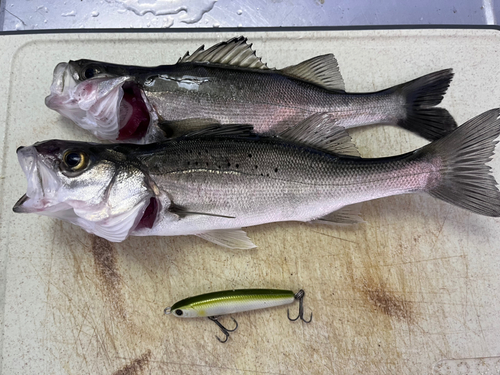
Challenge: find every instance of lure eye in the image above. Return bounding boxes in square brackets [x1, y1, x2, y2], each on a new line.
[62, 150, 89, 172]
[175, 309, 183, 316]
[83, 67, 100, 79]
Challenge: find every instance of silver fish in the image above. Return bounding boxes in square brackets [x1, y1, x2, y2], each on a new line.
[45, 37, 456, 144]
[13, 111, 500, 248]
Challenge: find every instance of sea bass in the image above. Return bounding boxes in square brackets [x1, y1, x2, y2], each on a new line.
[13, 111, 500, 248]
[45, 37, 456, 144]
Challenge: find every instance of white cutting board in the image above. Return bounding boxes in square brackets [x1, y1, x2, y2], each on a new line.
[1, 29, 500, 375]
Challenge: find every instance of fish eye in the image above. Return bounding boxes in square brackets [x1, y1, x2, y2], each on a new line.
[83, 67, 100, 80]
[175, 309, 183, 316]
[62, 150, 89, 172]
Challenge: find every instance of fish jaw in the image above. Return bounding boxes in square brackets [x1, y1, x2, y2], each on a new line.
[13, 141, 160, 242]
[45, 62, 158, 143]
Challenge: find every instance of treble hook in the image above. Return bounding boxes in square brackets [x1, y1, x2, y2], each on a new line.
[287, 289, 313, 323]
[207, 316, 239, 343]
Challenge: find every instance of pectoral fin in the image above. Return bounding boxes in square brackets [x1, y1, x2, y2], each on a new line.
[180, 124, 255, 139]
[158, 118, 222, 138]
[196, 229, 257, 249]
[169, 203, 236, 219]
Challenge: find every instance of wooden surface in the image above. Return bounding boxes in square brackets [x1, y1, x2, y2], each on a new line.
[1, 29, 500, 374]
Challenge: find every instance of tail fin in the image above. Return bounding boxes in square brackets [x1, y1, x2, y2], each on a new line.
[394, 69, 457, 141]
[423, 108, 500, 216]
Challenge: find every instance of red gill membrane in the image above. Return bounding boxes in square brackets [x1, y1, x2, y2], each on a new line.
[118, 82, 151, 141]
[135, 197, 158, 230]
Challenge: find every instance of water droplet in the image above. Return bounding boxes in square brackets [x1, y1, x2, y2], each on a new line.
[238, 23, 242, 27]
[91, 11, 100, 17]
[44, 19, 47, 23]
[237, 9, 243, 15]
[114, 0, 217, 25]
[162, 17, 174, 28]
[213, 22, 220, 28]
[61, 10, 76, 17]
[420, 17, 423, 21]
[10, 3, 14, 7]
[15, 21, 24, 30]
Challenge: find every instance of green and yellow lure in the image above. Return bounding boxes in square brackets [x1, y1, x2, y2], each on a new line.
[164, 288, 312, 343]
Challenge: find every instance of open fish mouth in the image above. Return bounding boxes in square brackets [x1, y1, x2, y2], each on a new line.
[13, 140, 160, 242]
[45, 62, 153, 142]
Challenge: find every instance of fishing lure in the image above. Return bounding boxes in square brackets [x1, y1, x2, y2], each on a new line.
[164, 289, 312, 343]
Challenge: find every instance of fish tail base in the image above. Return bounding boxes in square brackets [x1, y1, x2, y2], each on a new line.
[396, 69, 457, 141]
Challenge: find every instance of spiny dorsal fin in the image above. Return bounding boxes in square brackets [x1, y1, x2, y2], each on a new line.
[279, 113, 359, 157]
[178, 37, 269, 70]
[281, 54, 345, 91]
[197, 229, 257, 249]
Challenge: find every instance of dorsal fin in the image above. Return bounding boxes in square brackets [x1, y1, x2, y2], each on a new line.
[279, 114, 359, 157]
[177, 36, 269, 70]
[281, 54, 345, 91]
[182, 124, 255, 139]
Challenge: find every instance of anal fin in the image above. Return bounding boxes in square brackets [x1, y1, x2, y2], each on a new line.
[313, 204, 364, 225]
[196, 229, 257, 249]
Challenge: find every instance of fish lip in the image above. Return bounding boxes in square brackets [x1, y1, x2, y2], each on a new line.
[46, 62, 74, 98]
[14, 145, 62, 213]
[14, 145, 41, 213]
[44, 62, 78, 110]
